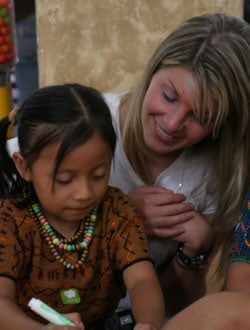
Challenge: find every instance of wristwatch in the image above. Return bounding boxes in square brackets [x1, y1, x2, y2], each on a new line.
[104, 309, 135, 329]
[176, 243, 212, 270]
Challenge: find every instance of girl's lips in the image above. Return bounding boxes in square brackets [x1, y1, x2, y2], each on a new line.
[69, 207, 91, 216]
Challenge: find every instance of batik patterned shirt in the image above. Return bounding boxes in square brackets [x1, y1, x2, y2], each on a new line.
[0, 186, 152, 326]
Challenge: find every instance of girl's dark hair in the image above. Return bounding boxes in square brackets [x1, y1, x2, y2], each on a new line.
[0, 83, 116, 202]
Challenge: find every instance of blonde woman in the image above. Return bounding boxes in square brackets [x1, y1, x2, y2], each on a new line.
[104, 13, 250, 316]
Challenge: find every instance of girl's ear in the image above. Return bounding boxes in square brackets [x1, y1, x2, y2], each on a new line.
[13, 152, 32, 182]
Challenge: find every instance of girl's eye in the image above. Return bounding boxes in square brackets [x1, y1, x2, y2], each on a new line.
[163, 90, 177, 103]
[55, 178, 72, 185]
[92, 173, 106, 180]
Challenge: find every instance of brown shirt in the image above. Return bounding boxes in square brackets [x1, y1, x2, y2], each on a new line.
[0, 186, 152, 326]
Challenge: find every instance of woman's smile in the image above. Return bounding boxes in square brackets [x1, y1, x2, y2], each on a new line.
[155, 120, 183, 141]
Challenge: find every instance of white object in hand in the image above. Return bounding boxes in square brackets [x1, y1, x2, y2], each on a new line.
[28, 298, 75, 326]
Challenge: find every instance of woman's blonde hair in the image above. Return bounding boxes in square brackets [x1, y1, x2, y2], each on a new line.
[123, 13, 250, 278]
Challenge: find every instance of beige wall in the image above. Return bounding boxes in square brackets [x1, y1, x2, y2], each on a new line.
[36, 0, 243, 92]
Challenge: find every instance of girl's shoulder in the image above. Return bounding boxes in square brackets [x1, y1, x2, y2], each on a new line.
[102, 186, 138, 219]
[104, 186, 133, 204]
[0, 198, 21, 215]
[0, 198, 36, 232]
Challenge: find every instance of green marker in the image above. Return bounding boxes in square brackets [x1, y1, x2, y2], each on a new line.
[28, 298, 75, 326]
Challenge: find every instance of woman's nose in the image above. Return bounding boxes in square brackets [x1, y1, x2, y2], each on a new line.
[164, 108, 186, 133]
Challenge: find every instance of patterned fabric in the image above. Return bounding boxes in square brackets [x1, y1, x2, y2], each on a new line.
[0, 186, 153, 326]
[230, 190, 250, 264]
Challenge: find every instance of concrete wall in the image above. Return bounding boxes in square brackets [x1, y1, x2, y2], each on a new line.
[36, 0, 243, 92]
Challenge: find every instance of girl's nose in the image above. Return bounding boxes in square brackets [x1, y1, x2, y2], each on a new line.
[73, 180, 92, 201]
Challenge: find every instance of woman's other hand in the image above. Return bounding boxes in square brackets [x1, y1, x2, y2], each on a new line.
[128, 185, 195, 237]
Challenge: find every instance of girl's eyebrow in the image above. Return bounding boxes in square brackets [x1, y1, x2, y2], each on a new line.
[57, 158, 110, 174]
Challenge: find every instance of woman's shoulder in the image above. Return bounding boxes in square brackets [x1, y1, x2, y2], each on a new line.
[102, 92, 127, 115]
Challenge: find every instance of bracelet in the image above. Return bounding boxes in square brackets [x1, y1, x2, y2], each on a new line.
[176, 243, 212, 270]
[175, 255, 206, 271]
[175, 255, 191, 270]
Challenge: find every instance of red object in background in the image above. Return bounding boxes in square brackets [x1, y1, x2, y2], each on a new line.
[0, 0, 15, 70]
[0, 0, 10, 6]
[0, 0, 15, 124]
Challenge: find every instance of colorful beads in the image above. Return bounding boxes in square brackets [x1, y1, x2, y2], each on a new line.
[30, 202, 97, 270]
[58, 243, 64, 249]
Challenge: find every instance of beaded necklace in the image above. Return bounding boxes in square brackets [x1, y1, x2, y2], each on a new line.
[30, 202, 97, 270]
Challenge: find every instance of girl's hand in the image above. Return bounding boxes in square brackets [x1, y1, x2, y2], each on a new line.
[42, 326, 82, 330]
[63, 312, 84, 330]
[42, 313, 84, 330]
[134, 323, 158, 330]
[128, 185, 195, 237]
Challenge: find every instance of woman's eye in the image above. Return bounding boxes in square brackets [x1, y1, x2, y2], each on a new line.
[163, 90, 176, 103]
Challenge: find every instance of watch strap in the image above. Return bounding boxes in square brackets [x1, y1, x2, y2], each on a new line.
[176, 243, 212, 270]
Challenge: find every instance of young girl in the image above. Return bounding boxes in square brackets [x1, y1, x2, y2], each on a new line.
[0, 84, 165, 330]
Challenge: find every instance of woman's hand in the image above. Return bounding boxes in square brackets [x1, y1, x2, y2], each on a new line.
[128, 185, 195, 237]
[128, 185, 213, 254]
[173, 212, 213, 255]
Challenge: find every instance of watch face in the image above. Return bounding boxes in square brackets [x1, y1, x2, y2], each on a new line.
[104, 310, 135, 329]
